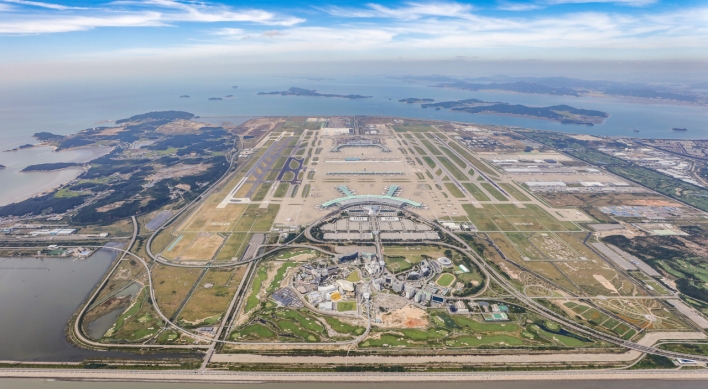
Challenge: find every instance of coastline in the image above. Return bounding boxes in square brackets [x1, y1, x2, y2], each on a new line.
[432, 86, 707, 108]
[0, 145, 111, 207]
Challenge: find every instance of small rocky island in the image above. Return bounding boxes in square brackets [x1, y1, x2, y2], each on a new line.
[672, 128, 688, 132]
[179, 95, 190, 98]
[208, 97, 223, 101]
[21, 162, 81, 172]
[399, 98, 434, 103]
[4, 143, 35, 152]
[258, 87, 372, 100]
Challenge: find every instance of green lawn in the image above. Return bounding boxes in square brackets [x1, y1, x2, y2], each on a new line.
[448, 142, 498, 177]
[462, 183, 491, 201]
[337, 301, 357, 312]
[452, 315, 520, 332]
[444, 183, 465, 198]
[301, 184, 311, 197]
[440, 146, 467, 168]
[384, 255, 413, 273]
[281, 171, 295, 181]
[420, 139, 442, 155]
[324, 316, 365, 335]
[436, 273, 455, 287]
[446, 334, 524, 347]
[499, 183, 530, 201]
[266, 261, 296, 294]
[273, 182, 290, 198]
[251, 182, 273, 201]
[480, 183, 508, 201]
[438, 156, 467, 180]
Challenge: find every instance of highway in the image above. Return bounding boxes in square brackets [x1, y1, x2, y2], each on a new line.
[2, 366, 708, 382]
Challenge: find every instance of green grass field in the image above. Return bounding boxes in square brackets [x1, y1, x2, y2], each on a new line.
[444, 183, 465, 198]
[243, 266, 268, 313]
[448, 142, 498, 177]
[499, 183, 530, 201]
[251, 182, 272, 201]
[325, 316, 365, 335]
[480, 183, 508, 201]
[440, 146, 467, 168]
[438, 156, 467, 180]
[436, 273, 456, 287]
[273, 182, 289, 198]
[231, 324, 276, 340]
[420, 139, 442, 155]
[462, 183, 491, 201]
[337, 301, 357, 312]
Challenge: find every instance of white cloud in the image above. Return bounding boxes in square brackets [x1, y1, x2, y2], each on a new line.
[0, 0, 706, 64]
[0, 12, 166, 34]
[4, 0, 87, 10]
[0, 0, 304, 34]
[190, 6, 708, 57]
[322, 2, 474, 20]
[497, 2, 544, 11]
[542, 0, 658, 6]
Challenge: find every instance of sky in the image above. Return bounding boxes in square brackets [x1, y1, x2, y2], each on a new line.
[0, 0, 706, 82]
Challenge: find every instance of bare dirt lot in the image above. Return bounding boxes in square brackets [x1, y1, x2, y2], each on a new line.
[148, 163, 210, 182]
[181, 233, 224, 261]
[156, 119, 206, 134]
[378, 304, 429, 328]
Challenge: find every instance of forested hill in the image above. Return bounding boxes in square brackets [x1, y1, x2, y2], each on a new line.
[0, 111, 235, 224]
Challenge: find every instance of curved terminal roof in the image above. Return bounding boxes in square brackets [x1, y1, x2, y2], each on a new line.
[321, 195, 422, 208]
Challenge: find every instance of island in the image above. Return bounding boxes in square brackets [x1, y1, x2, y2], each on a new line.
[398, 98, 435, 103]
[672, 127, 688, 132]
[232, 85, 238, 89]
[4, 143, 35, 152]
[0, 164, 5, 169]
[393, 75, 707, 104]
[179, 95, 190, 98]
[421, 99, 608, 125]
[258, 87, 372, 99]
[21, 162, 81, 172]
[432, 81, 581, 96]
[208, 97, 223, 101]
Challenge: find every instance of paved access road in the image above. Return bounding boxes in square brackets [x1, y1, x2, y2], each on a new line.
[2, 367, 708, 382]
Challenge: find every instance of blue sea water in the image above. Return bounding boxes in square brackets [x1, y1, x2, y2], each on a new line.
[0, 76, 706, 205]
[1, 76, 706, 149]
